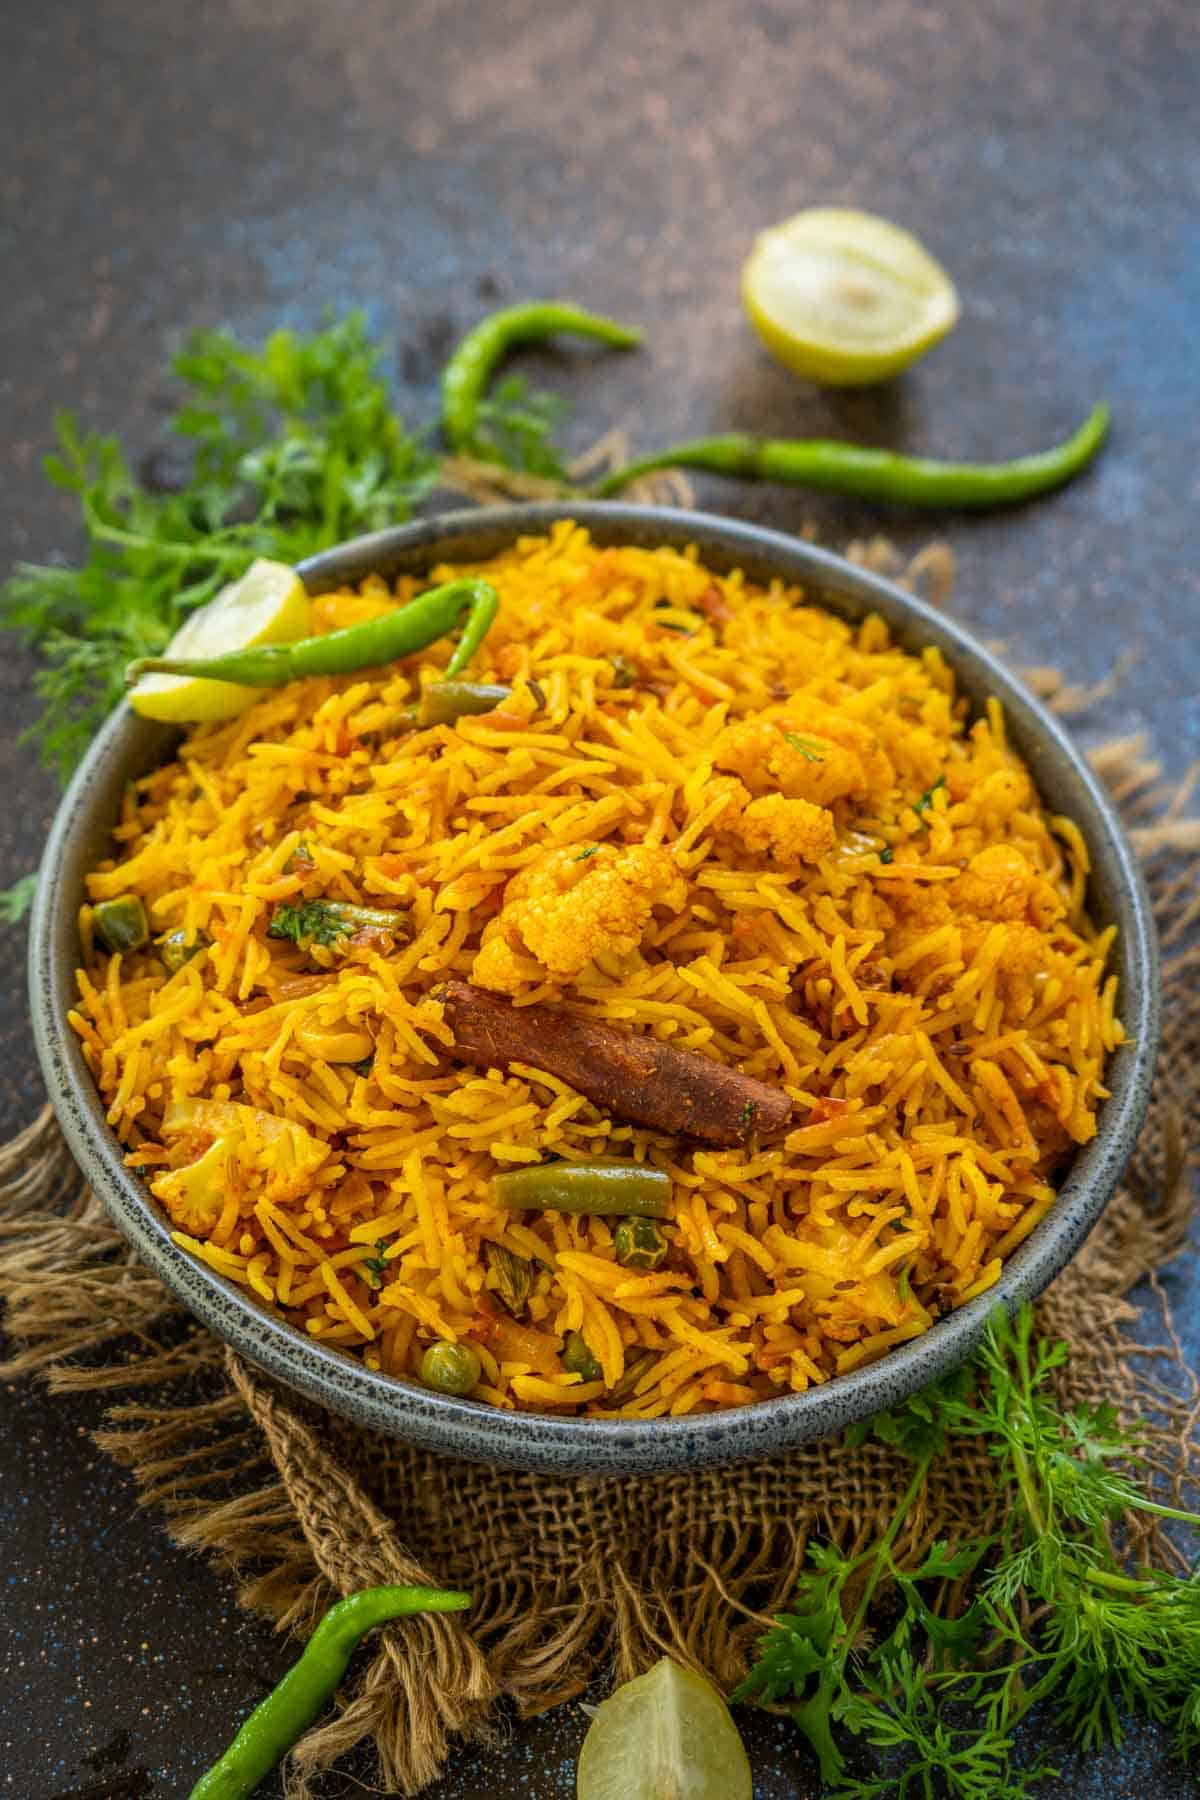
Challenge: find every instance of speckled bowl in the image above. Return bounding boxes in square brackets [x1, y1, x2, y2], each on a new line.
[29, 504, 1159, 1474]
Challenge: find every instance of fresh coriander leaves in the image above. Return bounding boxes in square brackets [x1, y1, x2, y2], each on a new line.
[913, 771, 947, 819]
[738, 1304, 1200, 1798]
[784, 731, 826, 763]
[0, 316, 439, 782]
[468, 374, 571, 479]
[363, 1239, 393, 1288]
[0, 872, 38, 926]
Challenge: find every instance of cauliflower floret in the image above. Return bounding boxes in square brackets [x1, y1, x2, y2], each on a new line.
[781, 702, 895, 793]
[713, 720, 785, 788]
[471, 843, 687, 993]
[151, 1136, 237, 1235]
[952, 845, 1064, 927]
[714, 712, 889, 809]
[470, 935, 533, 995]
[728, 792, 836, 865]
[952, 845, 1036, 920]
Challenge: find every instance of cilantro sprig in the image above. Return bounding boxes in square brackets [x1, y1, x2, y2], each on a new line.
[736, 1304, 1200, 1797]
[784, 731, 826, 763]
[0, 315, 442, 920]
[468, 374, 570, 479]
[26, 317, 438, 778]
[913, 771, 947, 821]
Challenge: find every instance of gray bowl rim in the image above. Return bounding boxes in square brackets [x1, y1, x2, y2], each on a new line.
[29, 501, 1159, 1475]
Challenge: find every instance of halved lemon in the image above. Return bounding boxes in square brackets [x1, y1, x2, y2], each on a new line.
[129, 559, 310, 723]
[742, 207, 959, 386]
[576, 1658, 752, 1800]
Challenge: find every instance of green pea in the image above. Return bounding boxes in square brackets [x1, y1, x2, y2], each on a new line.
[562, 1330, 603, 1383]
[158, 927, 209, 973]
[613, 1217, 668, 1271]
[419, 1339, 482, 1396]
[93, 895, 149, 953]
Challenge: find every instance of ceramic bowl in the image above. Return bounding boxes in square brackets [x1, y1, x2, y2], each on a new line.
[29, 504, 1159, 1474]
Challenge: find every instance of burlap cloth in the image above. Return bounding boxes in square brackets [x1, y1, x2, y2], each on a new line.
[2, 522, 1198, 1796]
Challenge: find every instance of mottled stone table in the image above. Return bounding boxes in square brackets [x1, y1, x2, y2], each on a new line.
[2, 0, 1197, 1793]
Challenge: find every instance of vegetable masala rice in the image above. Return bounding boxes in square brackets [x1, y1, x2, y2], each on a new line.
[71, 523, 1122, 1417]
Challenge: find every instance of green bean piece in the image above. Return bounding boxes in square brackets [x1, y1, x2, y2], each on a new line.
[418, 679, 512, 726]
[188, 1583, 471, 1799]
[441, 301, 643, 452]
[562, 1330, 603, 1383]
[594, 405, 1110, 509]
[125, 578, 498, 689]
[93, 894, 149, 953]
[605, 1347, 655, 1405]
[485, 1242, 534, 1316]
[158, 927, 209, 974]
[613, 1216, 669, 1271]
[492, 1158, 672, 1218]
[420, 1339, 483, 1396]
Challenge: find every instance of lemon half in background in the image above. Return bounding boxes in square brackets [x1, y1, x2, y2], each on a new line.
[742, 207, 960, 386]
[129, 559, 310, 723]
[575, 1657, 752, 1800]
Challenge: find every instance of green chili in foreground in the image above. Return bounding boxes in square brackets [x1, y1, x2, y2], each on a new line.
[418, 678, 513, 725]
[189, 1583, 471, 1800]
[125, 578, 498, 689]
[441, 301, 642, 451]
[493, 1158, 672, 1218]
[595, 402, 1110, 507]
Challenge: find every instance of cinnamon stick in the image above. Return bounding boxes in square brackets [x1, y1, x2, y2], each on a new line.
[434, 979, 792, 1147]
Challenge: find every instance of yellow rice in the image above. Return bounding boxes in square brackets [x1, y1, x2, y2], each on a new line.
[72, 523, 1122, 1418]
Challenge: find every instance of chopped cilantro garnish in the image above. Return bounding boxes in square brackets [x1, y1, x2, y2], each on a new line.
[363, 1239, 393, 1288]
[784, 732, 825, 763]
[913, 772, 947, 820]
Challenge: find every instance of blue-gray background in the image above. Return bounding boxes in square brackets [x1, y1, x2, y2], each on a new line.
[1, 1, 1197, 1794]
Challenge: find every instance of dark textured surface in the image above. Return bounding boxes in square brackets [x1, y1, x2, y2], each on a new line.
[2, 0, 1198, 1793]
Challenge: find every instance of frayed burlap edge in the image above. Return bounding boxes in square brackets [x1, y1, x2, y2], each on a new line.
[2, 523, 1199, 1793]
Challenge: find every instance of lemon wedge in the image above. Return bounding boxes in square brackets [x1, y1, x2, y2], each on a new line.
[742, 207, 959, 386]
[129, 559, 310, 723]
[576, 1658, 752, 1800]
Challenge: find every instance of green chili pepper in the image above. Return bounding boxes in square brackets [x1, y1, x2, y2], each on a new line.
[125, 578, 498, 689]
[562, 1330, 604, 1383]
[594, 404, 1110, 508]
[420, 1339, 483, 1395]
[441, 301, 643, 451]
[158, 927, 209, 973]
[93, 894, 149, 953]
[188, 1583, 471, 1800]
[492, 1158, 672, 1218]
[613, 1216, 669, 1271]
[418, 679, 512, 726]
